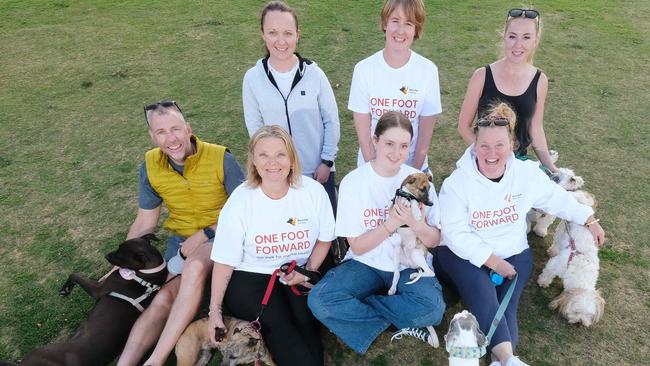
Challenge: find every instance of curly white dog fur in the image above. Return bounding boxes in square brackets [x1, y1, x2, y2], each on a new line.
[527, 167, 585, 237]
[387, 172, 436, 296]
[537, 190, 605, 326]
[444, 310, 487, 366]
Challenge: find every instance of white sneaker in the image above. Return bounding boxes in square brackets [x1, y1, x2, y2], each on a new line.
[506, 356, 530, 366]
[390, 326, 439, 347]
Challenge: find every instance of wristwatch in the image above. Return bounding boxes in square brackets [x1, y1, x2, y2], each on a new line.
[203, 227, 215, 240]
[321, 159, 334, 168]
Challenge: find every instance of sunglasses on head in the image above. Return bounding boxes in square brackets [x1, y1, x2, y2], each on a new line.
[507, 8, 540, 20]
[476, 117, 510, 128]
[143, 99, 183, 126]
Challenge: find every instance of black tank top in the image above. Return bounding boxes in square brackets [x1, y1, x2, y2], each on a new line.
[478, 65, 541, 157]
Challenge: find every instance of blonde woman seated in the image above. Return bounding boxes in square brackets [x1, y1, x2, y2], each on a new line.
[208, 125, 335, 366]
[434, 103, 605, 366]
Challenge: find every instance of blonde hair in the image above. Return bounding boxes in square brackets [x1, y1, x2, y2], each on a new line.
[501, 7, 542, 63]
[473, 102, 520, 151]
[380, 0, 426, 40]
[246, 125, 302, 188]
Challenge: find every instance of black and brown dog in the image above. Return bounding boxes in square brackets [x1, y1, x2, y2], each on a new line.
[11, 233, 168, 366]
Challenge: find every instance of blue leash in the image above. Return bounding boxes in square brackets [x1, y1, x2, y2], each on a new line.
[449, 273, 518, 359]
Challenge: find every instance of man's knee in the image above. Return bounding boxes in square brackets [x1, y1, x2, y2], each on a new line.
[183, 256, 211, 282]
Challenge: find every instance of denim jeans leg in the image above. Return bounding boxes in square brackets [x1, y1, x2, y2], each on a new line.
[164, 235, 185, 262]
[308, 260, 391, 355]
[365, 268, 446, 329]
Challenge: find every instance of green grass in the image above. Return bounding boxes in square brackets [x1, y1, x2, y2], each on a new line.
[1, 0, 649, 365]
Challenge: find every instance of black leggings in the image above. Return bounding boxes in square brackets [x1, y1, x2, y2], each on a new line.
[223, 270, 323, 366]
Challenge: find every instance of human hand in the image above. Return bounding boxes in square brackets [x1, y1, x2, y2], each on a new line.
[278, 271, 311, 287]
[208, 310, 227, 346]
[494, 258, 517, 279]
[588, 222, 606, 247]
[313, 163, 331, 184]
[180, 230, 212, 257]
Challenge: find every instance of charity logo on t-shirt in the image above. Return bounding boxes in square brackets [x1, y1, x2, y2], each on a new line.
[362, 205, 390, 229]
[253, 217, 313, 259]
[470, 204, 520, 230]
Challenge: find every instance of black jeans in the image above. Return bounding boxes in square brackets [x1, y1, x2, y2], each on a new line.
[223, 270, 323, 366]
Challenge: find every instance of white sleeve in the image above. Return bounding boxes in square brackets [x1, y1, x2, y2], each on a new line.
[420, 64, 442, 116]
[426, 182, 441, 229]
[439, 178, 492, 267]
[210, 194, 246, 267]
[334, 177, 364, 238]
[316, 184, 336, 242]
[530, 167, 593, 224]
[242, 72, 264, 137]
[347, 63, 370, 113]
[317, 68, 340, 162]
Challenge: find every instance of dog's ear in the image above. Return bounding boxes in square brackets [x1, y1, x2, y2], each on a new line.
[427, 173, 433, 183]
[140, 233, 160, 242]
[474, 325, 487, 347]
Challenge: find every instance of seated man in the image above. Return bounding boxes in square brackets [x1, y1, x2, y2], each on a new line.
[117, 100, 244, 366]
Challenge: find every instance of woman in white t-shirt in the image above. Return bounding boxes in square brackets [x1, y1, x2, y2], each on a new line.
[349, 0, 442, 171]
[242, 1, 340, 213]
[308, 111, 445, 355]
[208, 126, 335, 366]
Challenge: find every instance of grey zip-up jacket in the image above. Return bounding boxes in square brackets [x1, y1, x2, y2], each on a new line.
[242, 55, 340, 175]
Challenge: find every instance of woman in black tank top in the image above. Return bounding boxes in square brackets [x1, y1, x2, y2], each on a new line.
[457, 8, 558, 173]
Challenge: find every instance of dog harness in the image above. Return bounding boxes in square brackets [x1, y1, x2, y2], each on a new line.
[102, 261, 166, 312]
[565, 223, 584, 268]
[447, 274, 518, 360]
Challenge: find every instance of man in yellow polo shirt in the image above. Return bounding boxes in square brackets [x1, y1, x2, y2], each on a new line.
[117, 100, 244, 366]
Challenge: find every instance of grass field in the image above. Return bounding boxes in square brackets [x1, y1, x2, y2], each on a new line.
[1, 0, 649, 365]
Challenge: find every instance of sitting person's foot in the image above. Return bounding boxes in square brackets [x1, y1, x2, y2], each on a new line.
[390, 325, 439, 347]
[506, 356, 530, 366]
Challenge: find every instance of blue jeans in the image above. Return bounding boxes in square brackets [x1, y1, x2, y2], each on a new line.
[164, 235, 186, 262]
[320, 171, 337, 216]
[308, 259, 445, 354]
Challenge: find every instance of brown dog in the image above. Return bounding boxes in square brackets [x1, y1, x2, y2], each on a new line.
[176, 316, 275, 366]
[14, 234, 167, 366]
[387, 172, 436, 296]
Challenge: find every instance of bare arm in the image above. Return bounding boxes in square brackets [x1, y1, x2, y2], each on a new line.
[529, 73, 557, 172]
[208, 262, 234, 344]
[353, 112, 374, 163]
[458, 68, 486, 145]
[126, 207, 161, 240]
[412, 115, 436, 170]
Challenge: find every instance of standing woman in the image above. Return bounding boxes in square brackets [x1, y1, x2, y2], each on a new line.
[349, 0, 442, 172]
[436, 103, 605, 366]
[243, 1, 340, 213]
[309, 112, 445, 355]
[458, 8, 557, 172]
[208, 126, 335, 366]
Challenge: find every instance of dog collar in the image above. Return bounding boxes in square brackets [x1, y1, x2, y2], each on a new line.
[394, 188, 433, 206]
[448, 345, 486, 359]
[139, 260, 167, 274]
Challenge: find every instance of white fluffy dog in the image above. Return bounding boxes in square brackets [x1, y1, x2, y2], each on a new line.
[444, 310, 487, 366]
[527, 167, 585, 237]
[537, 190, 605, 326]
[387, 172, 436, 296]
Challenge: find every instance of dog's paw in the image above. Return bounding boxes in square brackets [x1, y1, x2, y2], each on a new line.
[59, 281, 74, 297]
[547, 246, 559, 257]
[533, 227, 548, 237]
[387, 286, 397, 295]
[537, 275, 552, 288]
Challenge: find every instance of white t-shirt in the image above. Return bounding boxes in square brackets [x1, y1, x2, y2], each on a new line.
[211, 177, 336, 274]
[269, 62, 299, 98]
[348, 50, 442, 170]
[336, 162, 441, 272]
